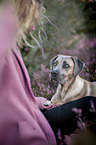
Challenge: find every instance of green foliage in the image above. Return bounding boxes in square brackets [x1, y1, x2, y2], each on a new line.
[20, 0, 96, 92]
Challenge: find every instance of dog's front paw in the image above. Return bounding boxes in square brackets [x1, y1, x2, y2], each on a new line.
[44, 100, 51, 106]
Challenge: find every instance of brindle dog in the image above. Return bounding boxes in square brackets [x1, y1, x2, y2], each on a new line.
[44, 54, 96, 106]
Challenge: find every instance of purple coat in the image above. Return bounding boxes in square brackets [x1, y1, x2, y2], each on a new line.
[0, 9, 56, 145]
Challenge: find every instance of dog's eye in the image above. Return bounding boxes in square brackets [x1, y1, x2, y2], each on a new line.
[62, 63, 70, 69]
[53, 62, 57, 67]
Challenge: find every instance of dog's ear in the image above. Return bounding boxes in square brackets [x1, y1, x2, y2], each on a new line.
[72, 56, 85, 76]
[50, 54, 60, 70]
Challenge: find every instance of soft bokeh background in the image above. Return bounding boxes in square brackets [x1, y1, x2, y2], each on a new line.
[21, 0, 96, 99]
[21, 1, 96, 144]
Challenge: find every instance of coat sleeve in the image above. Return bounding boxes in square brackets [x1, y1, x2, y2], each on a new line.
[35, 97, 47, 110]
[35, 97, 57, 110]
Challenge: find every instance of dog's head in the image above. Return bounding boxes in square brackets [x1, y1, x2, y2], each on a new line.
[50, 54, 85, 84]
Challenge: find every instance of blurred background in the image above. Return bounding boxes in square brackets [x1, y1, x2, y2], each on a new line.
[21, 0, 96, 99]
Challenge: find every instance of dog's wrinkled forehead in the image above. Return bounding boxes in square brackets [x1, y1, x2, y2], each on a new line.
[55, 55, 74, 66]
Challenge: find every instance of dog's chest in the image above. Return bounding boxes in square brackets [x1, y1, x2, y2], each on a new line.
[60, 87, 72, 100]
[59, 78, 85, 100]
[60, 86, 65, 99]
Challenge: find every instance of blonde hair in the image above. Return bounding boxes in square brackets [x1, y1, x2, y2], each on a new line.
[14, 0, 42, 46]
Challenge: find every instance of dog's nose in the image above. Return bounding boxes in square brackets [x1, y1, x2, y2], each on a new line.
[51, 70, 58, 77]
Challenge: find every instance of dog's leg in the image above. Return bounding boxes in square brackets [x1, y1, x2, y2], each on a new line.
[44, 94, 60, 106]
[51, 84, 61, 102]
[51, 94, 60, 102]
[44, 85, 61, 106]
[44, 100, 51, 106]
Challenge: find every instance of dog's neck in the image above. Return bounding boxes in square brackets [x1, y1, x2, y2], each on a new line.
[61, 75, 76, 94]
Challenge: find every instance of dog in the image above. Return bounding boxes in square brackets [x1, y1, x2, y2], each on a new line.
[44, 54, 96, 106]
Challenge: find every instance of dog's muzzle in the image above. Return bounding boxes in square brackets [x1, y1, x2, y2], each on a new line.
[51, 70, 58, 81]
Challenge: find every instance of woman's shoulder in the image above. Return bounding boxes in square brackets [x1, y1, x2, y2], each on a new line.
[0, 8, 18, 57]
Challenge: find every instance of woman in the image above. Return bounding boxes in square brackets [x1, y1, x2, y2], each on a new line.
[0, 0, 96, 145]
[0, 0, 56, 145]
